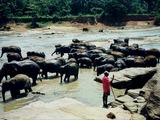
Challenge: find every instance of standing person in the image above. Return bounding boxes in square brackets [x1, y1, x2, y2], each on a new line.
[102, 71, 114, 108]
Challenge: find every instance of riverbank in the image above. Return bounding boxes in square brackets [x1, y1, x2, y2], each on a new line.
[4, 20, 155, 33]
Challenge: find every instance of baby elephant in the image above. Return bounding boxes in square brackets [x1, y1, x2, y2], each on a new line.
[1, 74, 32, 102]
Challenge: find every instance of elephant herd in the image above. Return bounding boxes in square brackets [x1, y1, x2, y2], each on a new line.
[52, 38, 159, 75]
[0, 38, 159, 102]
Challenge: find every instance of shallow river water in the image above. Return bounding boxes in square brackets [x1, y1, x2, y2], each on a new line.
[0, 26, 160, 112]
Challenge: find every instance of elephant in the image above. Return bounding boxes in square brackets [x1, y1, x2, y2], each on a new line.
[93, 54, 115, 71]
[77, 57, 92, 68]
[97, 64, 114, 76]
[110, 44, 129, 57]
[67, 58, 77, 64]
[6, 52, 22, 62]
[82, 28, 89, 32]
[133, 56, 145, 67]
[144, 55, 157, 67]
[41, 57, 66, 78]
[0, 60, 40, 85]
[109, 51, 124, 60]
[1, 74, 32, 102]
[0, 45, 22, 58]
[70, 48, 87, 54]
[69, 52, 89, 60]
[113, 38, 129, 47]
[128, 47, 146, 57]
[146, 48, 160, 63]
[114, 58, 126, 70]
[72, 39, 82, 43]
[124, 56, 135, 68]
[51, 45, 71, 57]
[23, 56, 45, 74]
[60, 62, 79, 83]
[27, 51, 46, 59]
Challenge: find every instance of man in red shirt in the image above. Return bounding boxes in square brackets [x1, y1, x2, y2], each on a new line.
[102, 71, 114, 108]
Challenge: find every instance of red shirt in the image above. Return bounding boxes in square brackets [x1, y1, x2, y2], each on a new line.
[102, 76, 110, 93]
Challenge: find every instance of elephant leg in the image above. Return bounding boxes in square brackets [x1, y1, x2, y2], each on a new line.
[10, 89, 16, 99]
[67, 75, 70, 82]
[64, 75, 67, 82]
[56, 72, 59, 76]
[61, 52, 64, 57]
[32, 76, 37, 86]
[25, 88, 28, 93]
[42, 71, 48, 79]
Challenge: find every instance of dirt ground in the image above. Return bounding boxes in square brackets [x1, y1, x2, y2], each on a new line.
[5, 20, 155, 33]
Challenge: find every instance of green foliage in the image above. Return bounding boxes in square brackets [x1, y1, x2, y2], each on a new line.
[105, 1, 127, 22]
[154, 15, 160, 26]
[0, 0, 159, 23]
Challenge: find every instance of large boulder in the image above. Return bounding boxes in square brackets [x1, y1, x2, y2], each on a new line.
[142, 65, 160, 119]
[110, 67, 156, 89]
[94, 67, 157, 89]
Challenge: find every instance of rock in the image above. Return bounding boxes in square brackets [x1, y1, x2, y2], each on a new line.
[109, 101, 123, 108]
[106, 112, 116, 119]
[0, 97, 146, 120]
[142, 65, 160, 119]
[127, 89, 142, 98]
[133, 96, 146, 103]
[116, 95, 134, 103]
[123, 102, 138, 113]
[109, 67, 156, 89]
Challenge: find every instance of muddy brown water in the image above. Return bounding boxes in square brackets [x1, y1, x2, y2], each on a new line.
[0, 27, 160, 112]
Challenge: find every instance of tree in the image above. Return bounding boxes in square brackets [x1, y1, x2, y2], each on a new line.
[105, 1, 127, 22]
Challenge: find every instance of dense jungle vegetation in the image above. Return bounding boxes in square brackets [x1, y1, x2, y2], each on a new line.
[0, 0, 160, 25]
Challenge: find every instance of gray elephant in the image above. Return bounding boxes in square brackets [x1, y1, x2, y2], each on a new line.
[0, 45, 22, 58]
[114, 58, 126, 70]
[146, 48, 160, 63]
[51, 45, 71, 57]
[77, 57, 92, 68]
[97, 64, 114, 76]
[0, 60, 40, 85]
[41, 57, 66, 78]
[6, 52, 22, 62]
[93, 54, 115, 71]
[144, 55, 157, 67]
[1, 74, 32, 102]
[27, 51, 46, 59]
[60, 62, 79, 83]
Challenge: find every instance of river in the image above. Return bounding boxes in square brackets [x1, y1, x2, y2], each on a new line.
[0, 26, 160, 112]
